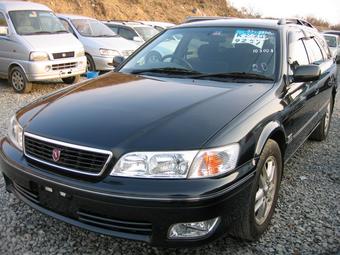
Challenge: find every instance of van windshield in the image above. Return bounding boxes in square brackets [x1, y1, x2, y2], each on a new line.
[9, 10, 67, 35]
[72, 19, 117, 37]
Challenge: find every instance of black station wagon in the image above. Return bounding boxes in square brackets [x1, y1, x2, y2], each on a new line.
[0, 18, 337, 247]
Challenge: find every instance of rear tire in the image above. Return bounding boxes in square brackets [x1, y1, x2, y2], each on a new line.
[230, 139, 282, 240]
[9, 66, 33, 93]
[309, 97, 333, 141]
[62, 75, 80, 84]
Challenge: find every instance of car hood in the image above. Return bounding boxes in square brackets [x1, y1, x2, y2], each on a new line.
[82, 36, 139, 52]
[19, 73, 272, 152]
[22, 33, 83, 52]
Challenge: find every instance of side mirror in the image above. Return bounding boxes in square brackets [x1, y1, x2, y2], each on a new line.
[293, 64, 321, 82]
[0, 26, 8, 36]
[133, 36, 143, 42]
[112, 56, 125, 68]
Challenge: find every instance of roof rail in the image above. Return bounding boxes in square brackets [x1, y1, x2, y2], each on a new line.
[183, 16, 233, 24]
[278, 18, 317, 30]
[106, 20, 144, 25]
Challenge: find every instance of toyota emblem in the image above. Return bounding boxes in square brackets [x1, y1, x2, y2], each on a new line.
[52, 148, 61, 162]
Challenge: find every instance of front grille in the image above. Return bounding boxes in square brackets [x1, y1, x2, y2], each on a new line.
[52, 62, 77, 70]
[53, 51, 75, 59]
[77, 210, 152, 235]
[24, 133, 112, 176]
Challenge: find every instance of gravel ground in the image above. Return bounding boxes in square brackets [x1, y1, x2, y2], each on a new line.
[0, 73, 339, 255]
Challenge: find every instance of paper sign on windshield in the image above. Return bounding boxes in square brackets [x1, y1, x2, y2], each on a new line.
[232, 30, 271, 49]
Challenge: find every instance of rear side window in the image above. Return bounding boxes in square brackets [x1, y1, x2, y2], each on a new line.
[315, 36, 331, 60]
[288, 39, 309, 73]
[0, 12, 8, 26]
[304, 38, 324, 64]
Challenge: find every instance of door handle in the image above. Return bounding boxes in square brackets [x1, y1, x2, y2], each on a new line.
[315, 89, 319, 95]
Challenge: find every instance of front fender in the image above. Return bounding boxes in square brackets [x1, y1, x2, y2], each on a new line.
[254, 121, 287, 158]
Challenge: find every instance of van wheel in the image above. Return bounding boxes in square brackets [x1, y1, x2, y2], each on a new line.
[230, 139, 282, 240]
[86, 54, 96, 71]
[9, 67, 33, 93]
[309, 98, 333, 141]
[62, 75, 80, 84]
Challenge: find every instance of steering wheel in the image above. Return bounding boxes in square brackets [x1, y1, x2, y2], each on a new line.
[161, 55, 193, 70]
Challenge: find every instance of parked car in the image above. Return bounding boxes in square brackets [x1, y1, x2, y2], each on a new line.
[104, 21, 159, 45]
[138, 21, 175, 31]
[323, 33, 340, 63]
[58, 14, 139, 71]
[0, 18, 337, 247]
[0, 1, 86, 93]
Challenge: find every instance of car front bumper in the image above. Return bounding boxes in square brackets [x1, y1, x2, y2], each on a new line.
[92, 55, 115, 71]
[0, 138, 255, 247]
[24, 56, 87, 81]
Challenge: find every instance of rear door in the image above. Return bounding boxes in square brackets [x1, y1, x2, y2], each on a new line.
[304, 33, 335, 123]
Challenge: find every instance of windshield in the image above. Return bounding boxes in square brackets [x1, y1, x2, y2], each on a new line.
[134, 26, 159, 41]
[120, 27, 279, 81]
[324, 35, 337, 47]
[72, 19, 117, 37]
[9, 10, 67, 35]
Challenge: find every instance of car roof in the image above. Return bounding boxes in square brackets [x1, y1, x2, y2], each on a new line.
[176, 18, 317, 32]
[0, 1, 51, 12]
[323, 30, 340, 35]
[323, 33, 339, 38]
[105, 21, 151, 28]
[139, 21, 175, 26]
[57, 13, 96, 20]
[177, 18, 283, 29]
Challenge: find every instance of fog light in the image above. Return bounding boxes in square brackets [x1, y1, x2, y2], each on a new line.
[45, 65, 51, 72]
[168, 217, 220, 239]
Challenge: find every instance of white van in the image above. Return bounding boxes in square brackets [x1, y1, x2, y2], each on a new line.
[0, 1, 86, 93]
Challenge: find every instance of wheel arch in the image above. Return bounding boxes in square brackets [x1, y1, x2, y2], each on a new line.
[255, 121, 287, 161]
[8, 62, 27, 78]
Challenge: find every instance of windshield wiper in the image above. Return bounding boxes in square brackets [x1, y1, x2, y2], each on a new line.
[54, 30, 68, 33]
[24, 31, 53, 35]
[190, 72, 274, 81]
[131, 67, 202, 75]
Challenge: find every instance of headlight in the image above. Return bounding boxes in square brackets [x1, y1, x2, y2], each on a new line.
[99, 48, 120, 57]
[110, 144, 239, 179]
[29, 51, 49, 61]
[8, 116, 23, 151]
[76, 49, 85, 57]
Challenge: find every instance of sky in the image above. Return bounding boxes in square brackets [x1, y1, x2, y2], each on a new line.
[229, 0, 340, 25]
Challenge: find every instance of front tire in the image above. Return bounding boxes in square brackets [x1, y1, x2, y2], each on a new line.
[86, 54, 96, 71]
[9, 66, 33, 93]
[231, 139, 282, 240]
[62, 75, 80, 84]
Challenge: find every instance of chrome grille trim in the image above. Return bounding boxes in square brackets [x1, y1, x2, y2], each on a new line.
[52, 62, 77, 70]
[23, 132, 113, 177]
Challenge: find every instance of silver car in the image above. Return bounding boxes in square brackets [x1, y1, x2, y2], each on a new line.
[58, 14, 139, 71]
[0, 1, 86, 93]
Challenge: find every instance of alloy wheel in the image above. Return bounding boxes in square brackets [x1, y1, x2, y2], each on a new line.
[11, 70, 25, 91]
[254, 156, 278, 225]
